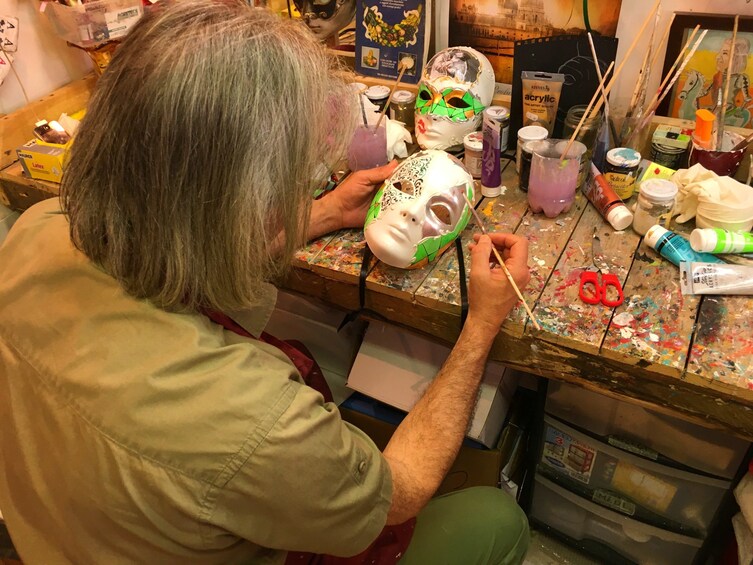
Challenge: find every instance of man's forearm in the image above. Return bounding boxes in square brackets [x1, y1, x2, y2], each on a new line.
[307, 197, 341, 241]
[382, 315, 500, 524]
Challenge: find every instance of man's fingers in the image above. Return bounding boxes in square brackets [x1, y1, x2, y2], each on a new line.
[353, 160, 399, 185]
[470, 234, 493, 276]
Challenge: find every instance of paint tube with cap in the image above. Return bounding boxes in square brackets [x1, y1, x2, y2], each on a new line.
[582, 163, 634, 231]
[680, 262, 753, 295]
[644, 226, 725, 267]
[689, 228, 753, 254]
[521, 72, 564, 136]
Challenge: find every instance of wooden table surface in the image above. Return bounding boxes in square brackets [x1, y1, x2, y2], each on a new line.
[284, 158, 753, 441]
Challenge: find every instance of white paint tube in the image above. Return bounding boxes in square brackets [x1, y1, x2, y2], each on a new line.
[680, 262, 753, 295]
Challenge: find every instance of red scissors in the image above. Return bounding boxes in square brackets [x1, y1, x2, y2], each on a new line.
[578, 228, 624, 307]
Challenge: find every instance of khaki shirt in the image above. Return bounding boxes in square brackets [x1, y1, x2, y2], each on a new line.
[0, 200, 391, 564]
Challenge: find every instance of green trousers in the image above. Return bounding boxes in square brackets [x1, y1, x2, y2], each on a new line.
[398, 487, 530, 565]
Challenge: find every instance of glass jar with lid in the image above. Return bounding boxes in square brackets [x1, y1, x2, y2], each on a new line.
[632, 178, 678, 236]
[562, 105, 601, 187]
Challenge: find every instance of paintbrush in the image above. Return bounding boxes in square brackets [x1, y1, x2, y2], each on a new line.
[588, 0, 660, 121]
[462, 193, 541, 331]
[731, 131, 753, 152]
[718, 15, 740, 150]
[641, 25, 700, 121]
[587, 33, 615, 163]
[626, 6, 661, 119]
[375, 56, 415, 130]
[358, 88, 369, 126]
[626, 29, 709, 148]
[561, 61, 614, 162]
[650, 30, 708, 115]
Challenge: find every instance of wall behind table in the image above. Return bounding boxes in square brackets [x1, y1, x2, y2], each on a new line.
[0, 0, 91, 115]
[610, 0, 753, 116]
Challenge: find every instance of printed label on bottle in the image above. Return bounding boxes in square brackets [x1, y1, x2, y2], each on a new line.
[592, 489, 636, 516]
[605, 171, 637, 199]
[607, 436, 659, 460]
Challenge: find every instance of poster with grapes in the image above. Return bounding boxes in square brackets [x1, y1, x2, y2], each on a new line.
[355, 0, 430, 84]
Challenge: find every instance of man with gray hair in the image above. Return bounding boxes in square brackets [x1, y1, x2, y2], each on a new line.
[0, 1, 530, 563]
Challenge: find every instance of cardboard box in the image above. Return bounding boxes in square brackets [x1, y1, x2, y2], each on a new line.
[346, 321, 518, 447]
[340, 402, 504, 496]
[16, 139, 69, 183]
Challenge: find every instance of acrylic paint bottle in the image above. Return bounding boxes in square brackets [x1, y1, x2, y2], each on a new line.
[689, 228, 753, 254]
[644, 226, 725, 267]
[481, 108, 503, 197]
[583, 163, 634, 231]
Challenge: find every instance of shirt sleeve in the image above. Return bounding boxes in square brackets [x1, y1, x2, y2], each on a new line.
[207, 381, 393, 556]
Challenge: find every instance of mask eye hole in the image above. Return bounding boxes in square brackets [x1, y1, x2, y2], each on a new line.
[446, 96, 470, 109]
[393, 180, 416, 196]
[430, 204, 452, 225]
[419, 88, 432, 101]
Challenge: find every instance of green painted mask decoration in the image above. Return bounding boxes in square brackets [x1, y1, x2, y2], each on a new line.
[364, 149, 474, 269]
[414, 46, 495, 150]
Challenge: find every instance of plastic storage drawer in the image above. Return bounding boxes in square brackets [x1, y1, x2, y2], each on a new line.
[540, 415, 730, 537]
[546, 380, 749, 479]
[532, 475, 702, 565]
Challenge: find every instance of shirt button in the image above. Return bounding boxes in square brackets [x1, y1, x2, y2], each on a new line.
[358, 460, 366, 473]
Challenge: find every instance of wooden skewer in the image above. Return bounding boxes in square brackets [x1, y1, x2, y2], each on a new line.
[462, 193, 541, 331]
[626, 6, 662, 116]
[642, 25, 700, 118]
[652, 30, 708, 113]
[648, 14, 676, 77]
[588, 0, 660, 119]
[560, 61, 614, 162]
[718, 15, 740, 148]
[375, 57, 414, 130]
[587, 33, 610, 116]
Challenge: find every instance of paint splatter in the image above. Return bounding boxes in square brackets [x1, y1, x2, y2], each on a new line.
[612, 312, 635, 327]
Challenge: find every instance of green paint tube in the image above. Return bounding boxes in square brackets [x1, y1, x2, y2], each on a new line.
[689, 228, 753, 254]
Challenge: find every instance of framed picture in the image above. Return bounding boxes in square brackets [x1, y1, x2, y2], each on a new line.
[446, 0, 622, 86]
[658, 13, 753, 129]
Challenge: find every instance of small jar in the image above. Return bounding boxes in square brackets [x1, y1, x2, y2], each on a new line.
[605, 147, 641, 199]
[650, 141, 686, 170]
[389, 90, 416, 131]
[562, 105, 601, 188]
[463, 131, 483, 179]
[632, 178, 678, 236]
[365, 85, 390, 112]
[516, 125, 548, 175]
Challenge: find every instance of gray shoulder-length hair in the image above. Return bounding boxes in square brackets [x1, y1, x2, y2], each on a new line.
[61, 0, 355, 312]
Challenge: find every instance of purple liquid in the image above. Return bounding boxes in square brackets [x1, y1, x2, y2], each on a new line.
[348, 125, 388, 171]
[528, 151, 580, 218]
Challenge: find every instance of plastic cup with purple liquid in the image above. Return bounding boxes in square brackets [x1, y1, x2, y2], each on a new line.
[527, 139, 584, 218]
[347, 124, 389, 172]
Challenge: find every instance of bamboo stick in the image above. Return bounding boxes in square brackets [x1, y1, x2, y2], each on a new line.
[560, 61, 615, 162]
[588, 0, 661, 119]
[718, 15, 740, 148]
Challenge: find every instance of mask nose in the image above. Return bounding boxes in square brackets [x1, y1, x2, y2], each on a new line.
[400, 210, 419, 224]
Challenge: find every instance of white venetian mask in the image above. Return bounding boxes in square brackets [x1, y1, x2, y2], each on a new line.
[364, 149, 474, 269]
[414, 47, 495, 151]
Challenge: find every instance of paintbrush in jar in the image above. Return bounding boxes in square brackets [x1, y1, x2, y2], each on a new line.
[717, 15, 740, 150]
[561, 61, 614, 162]
[375, 56, 415, 130]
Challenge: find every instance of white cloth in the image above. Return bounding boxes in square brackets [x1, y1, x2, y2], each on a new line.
[672, 163, 753, 224]
[733, 512, 753, 565]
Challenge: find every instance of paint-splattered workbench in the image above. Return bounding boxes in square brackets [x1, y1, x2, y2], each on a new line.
[284, 159, 753, 441]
